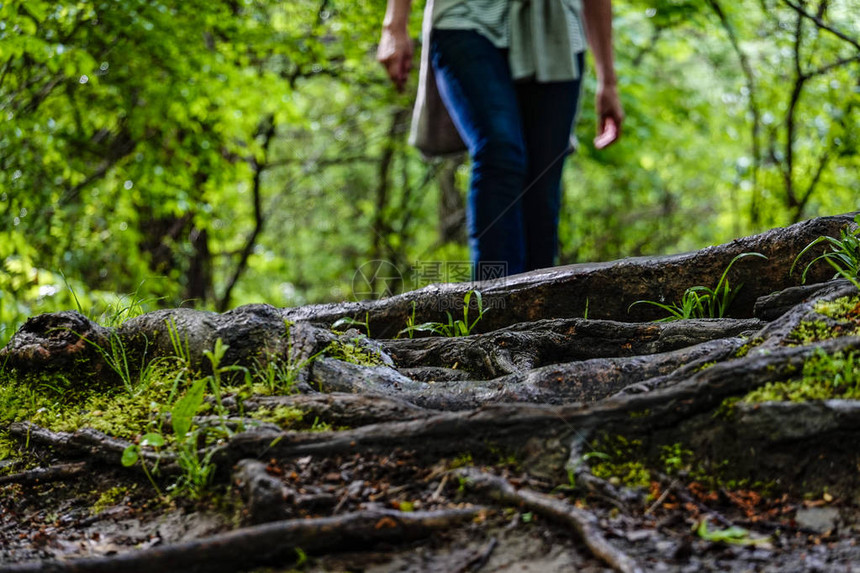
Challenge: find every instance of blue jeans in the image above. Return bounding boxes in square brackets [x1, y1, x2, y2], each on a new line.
[430, 29, 584, 280]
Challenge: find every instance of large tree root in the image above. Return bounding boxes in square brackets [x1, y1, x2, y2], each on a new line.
[215, 336, 860, 472]
[241, 392, 439, 425]
[310, 337, 747, 410]
[382, 318, 763, 378]
[8, 423, 174, 467]
[0, 508, 482, 573]
[281, 214, 853, 336]
[2, 215, 853, 378]
[456, 468, 643, 573]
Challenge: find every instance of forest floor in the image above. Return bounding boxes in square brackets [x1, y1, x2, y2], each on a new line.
[2, 214, 860, 572]
[2, 447, 858, 572]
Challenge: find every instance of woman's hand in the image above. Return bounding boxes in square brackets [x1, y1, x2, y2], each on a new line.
[377, 26, 414, 92]
[594, 82, 623, 149]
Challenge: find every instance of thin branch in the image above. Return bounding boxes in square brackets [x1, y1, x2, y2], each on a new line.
[803, 53, 860, 79]
[0, 461, 88, 486]
[794, 147, 832, 220]
[705, 0, 763, 223]
[456, 468, 643, 573]
[782, 0, 860, 51]
[264, 154, 373, 170]
[218, 115, 277, 312]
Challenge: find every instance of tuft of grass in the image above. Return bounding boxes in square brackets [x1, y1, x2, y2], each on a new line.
[253, 321, 322, 395]
[398, 290, 488, 337]
[630, 253, 768, 321]
[791, 215, 860, 289]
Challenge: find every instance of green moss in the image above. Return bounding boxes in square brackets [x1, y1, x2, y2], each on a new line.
[0, 364, 179, 441]
[813, 295, 860, 320]
[659, 443, 694, 475]
[743, 349, 860, 403]
[91, 486, 129, 514]
[250, 405, 305, 428]
[326, 339, 385, 367]
[587, 435, 651, 488]
[788, 320, 840, 345]
[0, 432, 20, 468]
[714, 396, 741, 419]
[449, 452, 474, 469]
[628, 409, 651, 419]
[787, 297, 860, 345]
[695, 361, 717, 373]
[733, 337, 763, 359]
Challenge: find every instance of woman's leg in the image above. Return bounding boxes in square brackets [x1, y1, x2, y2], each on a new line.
[430, 29, 527, 279]
[516, 53, 584, 271]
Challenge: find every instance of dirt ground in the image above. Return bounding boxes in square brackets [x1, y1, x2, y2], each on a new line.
[2, 447, 859, 572]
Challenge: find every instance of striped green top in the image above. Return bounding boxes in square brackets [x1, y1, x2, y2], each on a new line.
[431, 0, 586, 81]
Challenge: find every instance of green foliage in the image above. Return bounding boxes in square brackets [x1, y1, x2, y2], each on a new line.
[399, 290, 488, 337]
[791, 216, 860, 288]
[332, 313, 372, 338]
[695, 520, 769, 546]
[630, 252, 767, 321]
[0, 0, 856, 333]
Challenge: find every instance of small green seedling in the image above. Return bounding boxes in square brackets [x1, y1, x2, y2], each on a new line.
[398, 290, 488, 337]
[630, 252, 767, 321]
[791, 215, 860, 289]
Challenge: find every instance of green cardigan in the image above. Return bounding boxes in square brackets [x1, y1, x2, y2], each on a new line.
[433, 0, 585, 81]
[410, 0, 586, 157]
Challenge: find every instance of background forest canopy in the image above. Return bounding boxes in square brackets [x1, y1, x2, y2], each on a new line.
[0, 0, 858, 345]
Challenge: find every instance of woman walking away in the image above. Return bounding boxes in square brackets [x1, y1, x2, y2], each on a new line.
[378, 0, 623, 280]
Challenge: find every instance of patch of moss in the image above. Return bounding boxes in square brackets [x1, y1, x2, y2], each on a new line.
[449, 452, 474, 469]
[326, 339, 385, 367]
[743, 349, 860, 403]
[733, 337, 763, 359]
[787, 320, 840, 345]
[91, 486, 129, 514]
[587, 435, 651, 489]
[0, 365, 179, 441]
[628, 409, 651, 419]
[694, 361, 717, 373]
[814, 295, 860, 320]
[714, 396, 742, 419]
[659, 443, 694, 475]
[250, 405, 304, 428]
[0, 432, 20, 468]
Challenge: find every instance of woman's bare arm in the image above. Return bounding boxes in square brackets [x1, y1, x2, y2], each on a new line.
[378, 0, 414, 92]
[583, 0, 624, 148]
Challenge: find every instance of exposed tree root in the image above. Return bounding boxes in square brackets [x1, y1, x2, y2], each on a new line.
[0, 461, 88, 486]
[1, 215, 851, 377]
[456, 468, 643, 573]
[280, 214, 851, 336]
[8, 423, 175, 467]
[383, 318, 763, 378]
[0, 508, 482, 573]
[241, 392, 439, 425]
[3, 215, 860, 570]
